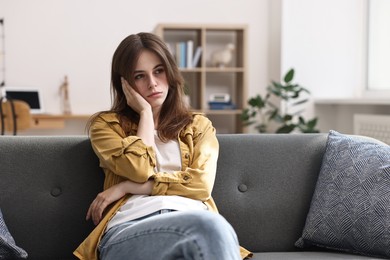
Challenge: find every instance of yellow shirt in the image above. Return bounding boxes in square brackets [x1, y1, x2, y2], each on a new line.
[73, 112, 252, 259]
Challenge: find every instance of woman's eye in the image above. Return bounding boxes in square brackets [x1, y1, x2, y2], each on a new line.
[134, 74, 144, 80]
[154, 68, 164, 75]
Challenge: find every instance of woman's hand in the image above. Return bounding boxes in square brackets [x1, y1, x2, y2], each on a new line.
[86, 180, 154, 225]
[121, 77, 155, 146]
[86, 182, 127, 225]
[121, 77, 151, 114]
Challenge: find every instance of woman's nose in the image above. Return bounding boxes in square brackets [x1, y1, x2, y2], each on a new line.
[148, 76, 157, 89]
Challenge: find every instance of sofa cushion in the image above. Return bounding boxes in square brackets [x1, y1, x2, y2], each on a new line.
[0, 136, 104, 260]
[295, 130, 390, 258]
[0, 208, 28, 259]
[214, 133, 328, 252]
[251, 251, 383, 260]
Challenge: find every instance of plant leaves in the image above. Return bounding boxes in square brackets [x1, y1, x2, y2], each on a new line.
[268, 109, 279, 120]
[276, 124, 295, 133]
[242, 120, 256, 126]
[271, 81, 284, 89]
[240, 68, 319, 134]
[272, 114, 284, 123]
[292, 99, 309, 106]
[240, 110, 250, 121]
[284, 68, 294, 83]
[307, 117, 318, 128]
[283, 114, 293, 121]
[248, 95, 265, 108]
[255, 123, 267, 133]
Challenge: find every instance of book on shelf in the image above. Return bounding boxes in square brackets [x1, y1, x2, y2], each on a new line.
[186, 40, 193, 68]
[208, 101, 236, 110]
[174, 41, 202, 68]
[175, 42, 186, 68]
[208, 93, 235, 110]
[192, 46, 202, 68]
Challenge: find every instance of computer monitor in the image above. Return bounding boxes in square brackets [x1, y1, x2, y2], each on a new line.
[3, 87, 44, 114]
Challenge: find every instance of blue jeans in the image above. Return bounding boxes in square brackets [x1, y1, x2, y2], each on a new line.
[98, 210, 241, 260]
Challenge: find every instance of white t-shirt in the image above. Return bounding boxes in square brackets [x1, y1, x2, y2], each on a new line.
[106, 132, 207, 231]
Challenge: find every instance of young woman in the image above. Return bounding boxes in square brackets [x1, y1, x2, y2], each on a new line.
[74, 32, 251, 260]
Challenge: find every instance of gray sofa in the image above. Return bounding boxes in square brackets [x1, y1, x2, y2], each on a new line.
[0, 134, 385, 259]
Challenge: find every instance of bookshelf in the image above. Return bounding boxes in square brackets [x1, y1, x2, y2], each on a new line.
[155, 24, 248, 133]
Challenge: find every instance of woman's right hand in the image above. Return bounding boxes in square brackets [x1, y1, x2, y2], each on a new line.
[121, 77, 155, 146]
[121, 77, 151, 114]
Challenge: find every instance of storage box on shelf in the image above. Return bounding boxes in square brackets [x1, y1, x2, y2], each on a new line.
[155, 24, 248, 133]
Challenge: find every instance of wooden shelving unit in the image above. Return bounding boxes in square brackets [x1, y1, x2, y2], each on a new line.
[155, 24, 248, 133]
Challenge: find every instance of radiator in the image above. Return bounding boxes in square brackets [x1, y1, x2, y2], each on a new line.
[353, 114, 390, 145]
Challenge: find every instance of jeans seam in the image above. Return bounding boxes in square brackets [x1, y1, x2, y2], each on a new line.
[99, 228, 204, 259]
[100, 228, 187, 249]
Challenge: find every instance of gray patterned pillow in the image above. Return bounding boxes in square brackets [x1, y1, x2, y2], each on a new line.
[0, 208, 28, 259]
[295, 130, 390, 258]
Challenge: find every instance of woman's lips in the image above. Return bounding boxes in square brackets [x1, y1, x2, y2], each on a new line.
[148, 92, 162, 98]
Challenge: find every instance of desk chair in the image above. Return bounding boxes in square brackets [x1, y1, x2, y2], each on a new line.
[0, 97, 31, 135]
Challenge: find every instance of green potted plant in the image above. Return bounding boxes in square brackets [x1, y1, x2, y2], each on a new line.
[241, 68, 319, 133]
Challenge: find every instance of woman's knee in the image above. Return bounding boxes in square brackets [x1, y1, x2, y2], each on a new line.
[182, 211, 238, 240]
[178, 211, 241, 259]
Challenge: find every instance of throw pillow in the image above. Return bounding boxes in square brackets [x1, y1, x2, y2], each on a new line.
[295, 130, 390, 258]
[0, 208, 28, 259]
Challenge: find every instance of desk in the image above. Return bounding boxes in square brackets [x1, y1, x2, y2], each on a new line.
[31, 114, 91, 129]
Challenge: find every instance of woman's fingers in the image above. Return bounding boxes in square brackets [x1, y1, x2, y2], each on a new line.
[86, 193, 107, 225]
[120, 77, 150, 113]
[85, 181, 130, 225]
[121, 77, 137, 107]
[93, 194, 108, 225]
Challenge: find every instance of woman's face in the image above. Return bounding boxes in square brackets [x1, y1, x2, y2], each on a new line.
[132, 50, 169, 111]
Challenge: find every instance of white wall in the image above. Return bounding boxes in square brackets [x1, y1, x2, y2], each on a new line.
[280, 0, 382, 134]
[0, 0, 272, 115]
[368, 0, 390, 90]
[3, 0, 380, 135]
[281, 0, 367, 99]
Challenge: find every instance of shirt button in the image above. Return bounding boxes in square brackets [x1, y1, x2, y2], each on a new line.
[185, 153, 189, 159]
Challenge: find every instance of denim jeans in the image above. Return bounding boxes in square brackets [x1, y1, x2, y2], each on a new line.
[98, 210, 241, 260]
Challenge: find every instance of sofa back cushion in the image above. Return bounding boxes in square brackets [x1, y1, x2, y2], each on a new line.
[213, 134, 327, 252]
[0, 134, 327, 259]
[0, 136, 104, 260]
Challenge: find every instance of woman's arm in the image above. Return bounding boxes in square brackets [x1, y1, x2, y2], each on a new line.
[150, 115, 219, 202]
[89, 115, 157, 183]
[88, 79, 158, 183]
[86, 180, 153, 225]
[90, 114, 218, 203]
[121, 78, 155, 147]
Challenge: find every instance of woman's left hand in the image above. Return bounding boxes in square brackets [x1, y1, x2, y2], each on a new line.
[86, 183, 126, 225]
[86, 180, 154, 225]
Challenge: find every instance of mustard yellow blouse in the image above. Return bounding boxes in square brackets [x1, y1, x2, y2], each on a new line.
[73, 112, 252, 259]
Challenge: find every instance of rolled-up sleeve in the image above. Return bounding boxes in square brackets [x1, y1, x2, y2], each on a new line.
[151, 115, 219, 202]
[90, 115, 157, 183]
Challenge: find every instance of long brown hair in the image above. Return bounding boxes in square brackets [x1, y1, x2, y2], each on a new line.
[90, 32, 193, 141]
